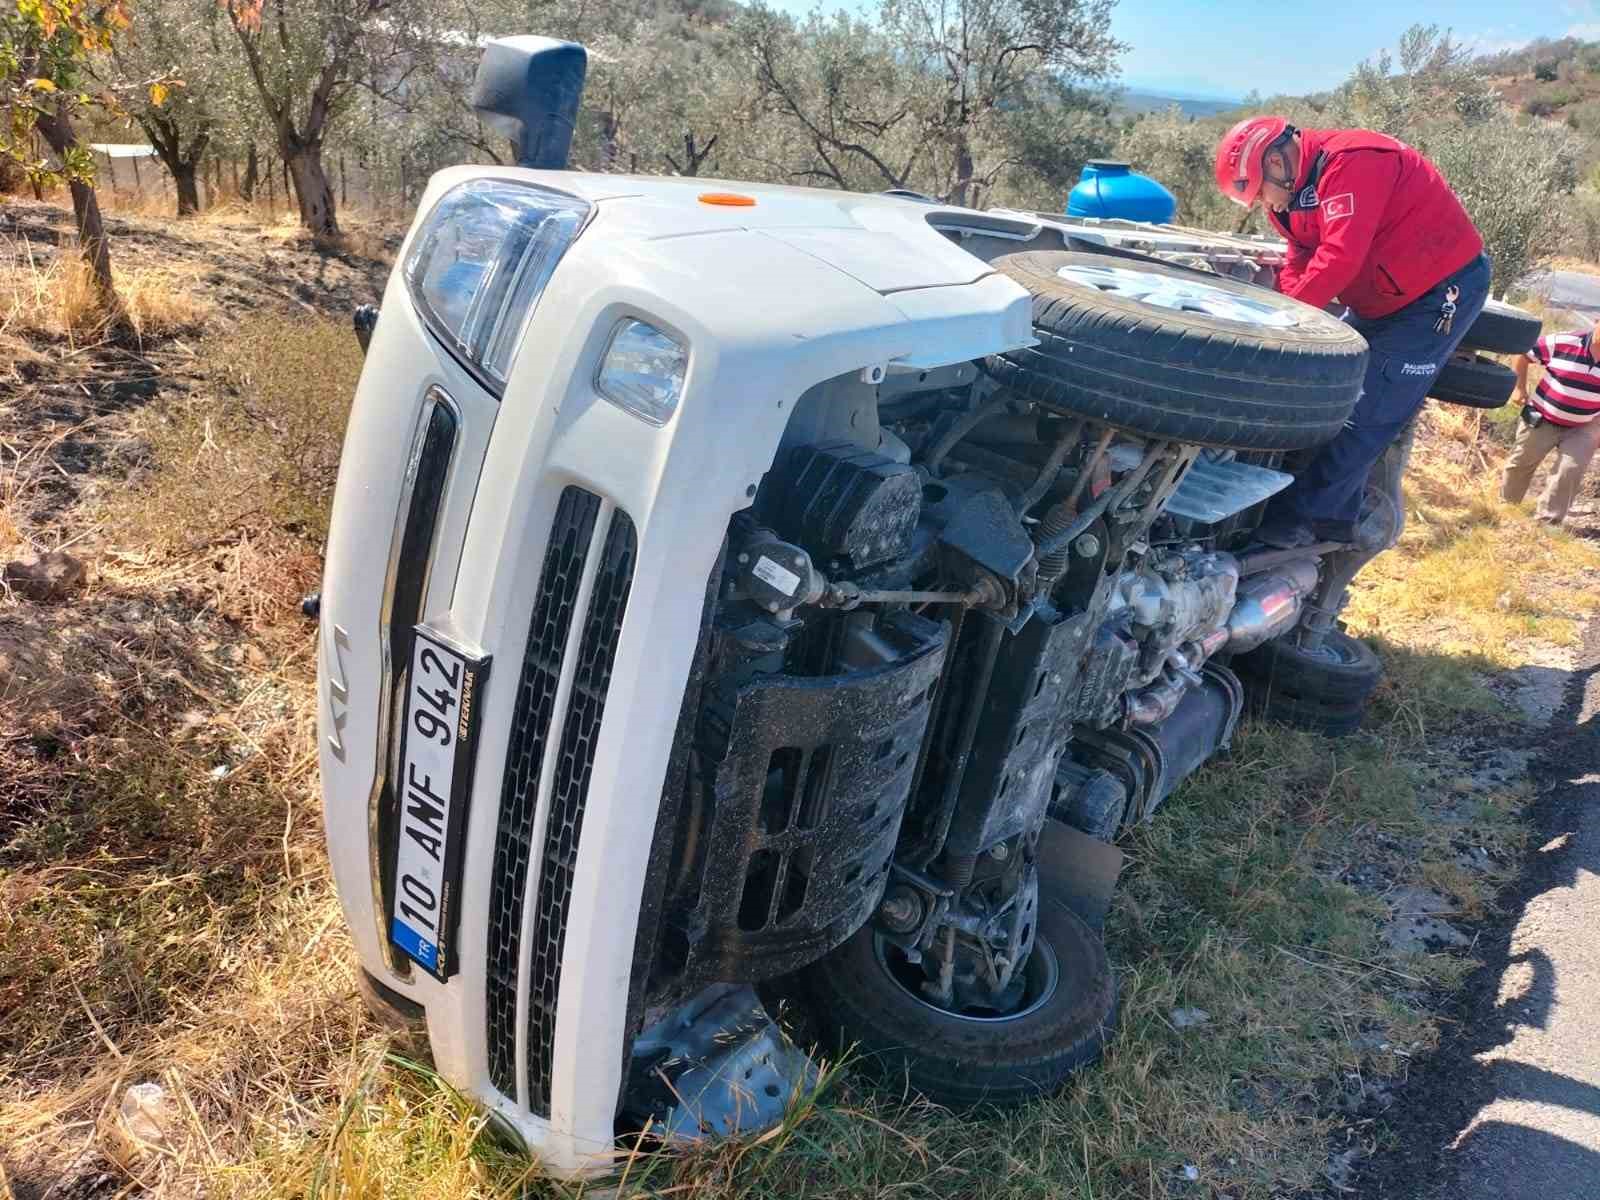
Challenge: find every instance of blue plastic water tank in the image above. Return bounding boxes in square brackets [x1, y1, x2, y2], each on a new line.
[1066, 160, 1177, 224]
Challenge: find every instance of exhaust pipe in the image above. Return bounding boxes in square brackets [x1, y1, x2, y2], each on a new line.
[1225, 558, 1319, 652]
[471, 36, 587, 169]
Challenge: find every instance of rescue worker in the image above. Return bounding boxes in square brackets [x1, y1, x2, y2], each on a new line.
[1213, 118, 1491, 547]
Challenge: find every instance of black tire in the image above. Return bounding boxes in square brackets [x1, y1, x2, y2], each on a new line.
[797, 873, 1117, 1106]
[1432, 354, 1517, 410]
[1461, 299, 1541, 356]
[1232, 629, 1383, 706]
[1245, 689, 1367, 737]
[987, 250, 1369, 451]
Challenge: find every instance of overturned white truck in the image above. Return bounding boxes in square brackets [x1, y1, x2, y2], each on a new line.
[313, 36, 1538, 1176]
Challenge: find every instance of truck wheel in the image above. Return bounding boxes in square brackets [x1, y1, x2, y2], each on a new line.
[987, 251, 1369, 451]
[1232, 629, 1383, 706]
[1246, 690, 1367, 737]
[797, 877, 1117, 1106]
[1460, 299, 1541, 356]
[1431, 354, 1516, 410]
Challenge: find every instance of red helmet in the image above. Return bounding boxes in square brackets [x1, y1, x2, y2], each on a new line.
[1214, 116, 1290, 208]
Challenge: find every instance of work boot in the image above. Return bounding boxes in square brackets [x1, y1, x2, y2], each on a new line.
[1252, 519, 1316, 550]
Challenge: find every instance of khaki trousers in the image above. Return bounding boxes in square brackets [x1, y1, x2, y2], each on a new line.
[1500, 414, 1600, 523]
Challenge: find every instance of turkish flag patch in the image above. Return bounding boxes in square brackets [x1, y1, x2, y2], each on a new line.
[1322, 192, 1356, 221]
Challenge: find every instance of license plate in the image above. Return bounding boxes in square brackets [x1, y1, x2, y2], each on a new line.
[391, 628, 489, 981]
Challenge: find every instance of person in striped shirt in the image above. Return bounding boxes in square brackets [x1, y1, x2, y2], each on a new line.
[1500, 320, 1600, 525]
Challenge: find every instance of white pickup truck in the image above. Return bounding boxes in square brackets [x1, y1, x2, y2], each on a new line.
[314, 35, 1538, 1177]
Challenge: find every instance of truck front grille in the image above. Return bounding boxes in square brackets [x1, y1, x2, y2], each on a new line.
[484, 489, 637, 1116]
[485, 487, 601, 1099]
[525, 509, 636, 1114]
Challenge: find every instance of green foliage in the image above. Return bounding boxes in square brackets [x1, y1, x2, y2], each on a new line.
[1113, 106, 1237, 227]
[0, 0, 133, 187]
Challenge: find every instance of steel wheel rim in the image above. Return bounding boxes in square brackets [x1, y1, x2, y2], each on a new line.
[1298, 634, 1361, 667]
[872, 932, 1061, 1023]
[1057, 262, 1300, 328]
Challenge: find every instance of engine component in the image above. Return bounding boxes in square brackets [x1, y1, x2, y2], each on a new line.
[1145, 662, 1243, 808]
[769, 441, 921, 569]
[1051, 762, 1128, 841]
[1107, 548, 1239, 685]
[936, 488, 1037, 585]
[1069, 662, 1243, 829]
[1225, 558, 1320, 652]
[1163, 454, 1293, 524]
[1070, 624, 1139, 728]
[669, 610, 947, 986]
[821, 577, 1004, 611]
[732, 533, 825, 616]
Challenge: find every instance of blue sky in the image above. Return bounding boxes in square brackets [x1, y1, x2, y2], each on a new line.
[760, 0, 1600, 100]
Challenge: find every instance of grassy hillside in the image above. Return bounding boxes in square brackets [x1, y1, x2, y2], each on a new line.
[1477, 36, 1600, 140]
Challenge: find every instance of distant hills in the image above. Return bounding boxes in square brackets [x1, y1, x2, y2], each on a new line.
[1115, 89, 1244, 118]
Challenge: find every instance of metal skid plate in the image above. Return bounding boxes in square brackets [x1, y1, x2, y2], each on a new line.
[1165, 456, 1294, 525]
[627, 984, 819, 1142]
[682, 612, 948, 982]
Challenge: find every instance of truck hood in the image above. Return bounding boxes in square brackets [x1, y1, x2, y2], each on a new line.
[416, 166, 1045, 296]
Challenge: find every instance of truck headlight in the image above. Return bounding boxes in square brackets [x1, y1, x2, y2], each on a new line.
[595, 319, 688, 426]
[405, 178, 590, 393]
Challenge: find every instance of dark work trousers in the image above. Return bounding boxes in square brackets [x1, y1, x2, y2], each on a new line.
[1268, 252, 1491, 527]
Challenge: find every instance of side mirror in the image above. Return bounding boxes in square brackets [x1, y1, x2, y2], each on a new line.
[471, 36, 588, 170]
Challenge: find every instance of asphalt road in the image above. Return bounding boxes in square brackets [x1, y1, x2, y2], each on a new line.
[1524, 269, 1600, 320]
[1354, 612, 1600, 1199]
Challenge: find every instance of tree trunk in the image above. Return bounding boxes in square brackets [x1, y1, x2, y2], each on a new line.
[949, 138, 975, 208]
[68, 178, 116, 298]
[36, 104, 118, 303]
[286, 145, 340, 238]
[173, 162, 202, 216]
[339, 154, 347, 207]
[241, 144, 258, 201]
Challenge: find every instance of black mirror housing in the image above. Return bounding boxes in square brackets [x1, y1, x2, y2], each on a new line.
[471, 36, 588, 170]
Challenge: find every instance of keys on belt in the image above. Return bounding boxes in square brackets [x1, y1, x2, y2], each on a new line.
[1434, 284, 1461, 335]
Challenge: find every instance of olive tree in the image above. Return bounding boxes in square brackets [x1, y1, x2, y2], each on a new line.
[223, 0, 440, 237]
[1, 0, 141, 298]
[100, 0, 230, 215]
[737, 5, 939, 192]
[877, 0, 1121, 206]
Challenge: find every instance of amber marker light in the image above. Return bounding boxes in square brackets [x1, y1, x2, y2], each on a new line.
[698, 192, 756, 206]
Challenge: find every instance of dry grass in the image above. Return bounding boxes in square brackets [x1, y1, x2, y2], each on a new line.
[0, 236, 210, 349]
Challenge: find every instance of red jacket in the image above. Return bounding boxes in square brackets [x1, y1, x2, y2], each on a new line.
[1268, 128, 1483, 320]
